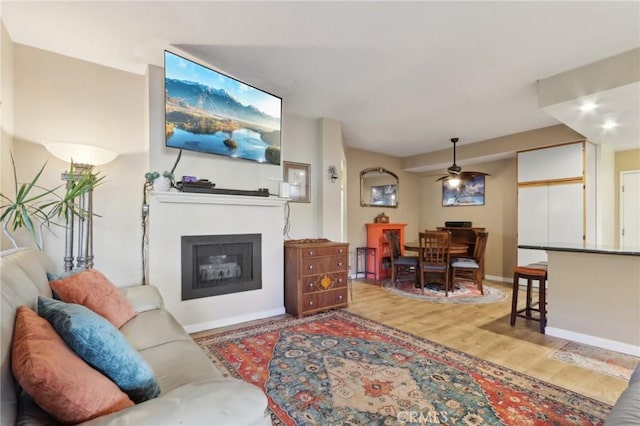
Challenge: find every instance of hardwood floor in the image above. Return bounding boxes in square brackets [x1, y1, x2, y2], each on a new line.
[192, 279, 629, 406]
[346, 279, 626, 406]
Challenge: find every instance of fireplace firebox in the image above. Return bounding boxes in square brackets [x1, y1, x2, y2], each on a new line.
[181, 234, 262, 300]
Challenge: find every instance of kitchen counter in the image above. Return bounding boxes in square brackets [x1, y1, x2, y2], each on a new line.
[519, 242, 640, 256]
[519, 244, 640, 356]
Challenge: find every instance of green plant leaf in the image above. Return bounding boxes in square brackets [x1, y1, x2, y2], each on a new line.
[0, 153, 107, 249]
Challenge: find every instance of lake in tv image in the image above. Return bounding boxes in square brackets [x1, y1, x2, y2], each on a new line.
[168, 128, 276, 163]
[164, 51, 282, 165]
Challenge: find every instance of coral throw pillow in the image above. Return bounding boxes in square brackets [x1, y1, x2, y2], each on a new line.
[49, 269, 136, 328]
[11, 306, 134, 424]
[38, 297, 161, 403]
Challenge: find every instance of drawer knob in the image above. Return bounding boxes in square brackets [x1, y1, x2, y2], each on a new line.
[308, 265, 314, 270]
[338, 295, 343, 300]
[309, 250, 314, 256]
[338, 278, 343, 283]
[309, 283, 313, 288]
[338, 262, 343, 267]
[309, 300, 314, 306]
[339, 248, 344, 253]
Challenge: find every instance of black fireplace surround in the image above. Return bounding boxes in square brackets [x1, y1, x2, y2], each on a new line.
[181, 233, 262, 300]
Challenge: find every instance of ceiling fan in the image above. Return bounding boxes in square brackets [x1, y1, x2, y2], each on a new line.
[436, 137, 490, 186]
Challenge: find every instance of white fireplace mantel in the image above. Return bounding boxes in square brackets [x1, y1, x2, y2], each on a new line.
[148, 190, 287, 333]
[152, 191, 289, 207]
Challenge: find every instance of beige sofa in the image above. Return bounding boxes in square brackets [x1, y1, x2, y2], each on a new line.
[606, 362, 640, 425]
[1, 248, 272, 426]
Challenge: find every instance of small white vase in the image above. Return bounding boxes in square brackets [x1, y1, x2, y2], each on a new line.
[153, 176, 172, 192]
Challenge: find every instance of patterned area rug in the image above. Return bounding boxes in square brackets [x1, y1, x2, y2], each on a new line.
[550, 341, 640, 381]
[383, 279, 508, 304]
[194, 310, 610, 425]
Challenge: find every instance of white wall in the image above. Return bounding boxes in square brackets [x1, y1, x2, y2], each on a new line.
[1, 21, 15, 250]
[13, 44, 146, 155]
[9, 142, 146, 285]
[7, 44, 334, 291]
[279, 114, 323, 239]
[597, 144, 616, 245]
[320, 118, 347, 242]
[9, 44, 147, 284]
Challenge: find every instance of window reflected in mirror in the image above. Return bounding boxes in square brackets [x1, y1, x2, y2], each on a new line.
[360, 167, 399, 208]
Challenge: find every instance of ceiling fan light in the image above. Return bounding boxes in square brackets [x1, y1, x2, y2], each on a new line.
[446, 177, 462, 188]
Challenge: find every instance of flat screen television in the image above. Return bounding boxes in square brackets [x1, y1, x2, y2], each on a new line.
[164, 50, 282, 165]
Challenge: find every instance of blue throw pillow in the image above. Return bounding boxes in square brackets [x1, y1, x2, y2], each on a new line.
[37, 296, 160, 403]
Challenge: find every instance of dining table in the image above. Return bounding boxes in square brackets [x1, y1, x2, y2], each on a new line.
[403, 241, 469, 256]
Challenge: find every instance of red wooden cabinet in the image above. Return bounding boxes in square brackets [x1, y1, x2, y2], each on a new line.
[366, 223, 407, 281]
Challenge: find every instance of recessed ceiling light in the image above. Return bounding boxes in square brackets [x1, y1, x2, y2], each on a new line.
[579, 102, 598, 112]
[602, 120, 618, 130]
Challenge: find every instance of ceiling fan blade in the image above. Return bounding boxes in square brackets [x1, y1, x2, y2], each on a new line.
[434, 137, 490, 182]
[447, 164, 462, 174]
[459, 171, 490, 178]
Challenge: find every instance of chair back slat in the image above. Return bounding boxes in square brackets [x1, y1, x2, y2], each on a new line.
[419, 231, 450, 266]
[417, 230, 451, 295]
[384, 230, 401, 259]
[473, 231, 489, 260]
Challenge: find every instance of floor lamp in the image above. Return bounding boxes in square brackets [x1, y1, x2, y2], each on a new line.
[45, 143, 118, 271]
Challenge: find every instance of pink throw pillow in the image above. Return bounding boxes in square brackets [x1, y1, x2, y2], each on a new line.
[49, 269, 137, 328]
[11, 306, 134, 424]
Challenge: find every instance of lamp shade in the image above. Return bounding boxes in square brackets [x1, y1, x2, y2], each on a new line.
[45, 142, 118, 166]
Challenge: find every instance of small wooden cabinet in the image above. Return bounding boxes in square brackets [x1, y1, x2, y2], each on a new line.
[284, 241, 349, 318]
[366, 223, 407, 281]
[437, 227, 485, 258]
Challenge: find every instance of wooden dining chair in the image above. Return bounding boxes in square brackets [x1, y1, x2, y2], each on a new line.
[451, 231, 488, 294]
[384, 230, 418, 285]
[417, 231, 451, 295]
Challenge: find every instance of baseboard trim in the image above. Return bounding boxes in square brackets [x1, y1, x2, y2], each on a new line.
[183, 307, 287, 334]
[545, 327, 640, 357]
[485, 274, 511, 283]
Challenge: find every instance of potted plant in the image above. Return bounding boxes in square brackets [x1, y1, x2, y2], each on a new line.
[0, 153, 103, 250]
[145, 171, 175, 192]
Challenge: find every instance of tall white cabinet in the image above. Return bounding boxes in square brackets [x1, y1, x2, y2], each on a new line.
[517, 141, 597, 265]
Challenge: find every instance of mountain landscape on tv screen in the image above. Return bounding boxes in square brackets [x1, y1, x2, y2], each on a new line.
[165, 78, 281, 164]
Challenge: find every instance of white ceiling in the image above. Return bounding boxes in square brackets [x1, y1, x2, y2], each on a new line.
[3, 1, 639, 157]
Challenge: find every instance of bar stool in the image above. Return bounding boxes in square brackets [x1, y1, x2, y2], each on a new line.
[510, 263, 547, 333]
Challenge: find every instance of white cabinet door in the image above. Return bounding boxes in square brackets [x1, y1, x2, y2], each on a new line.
[548, 183, 584, 245]
[518, 186, 549, 265]
[517, 183, 584, 265]
[518, 142, 584, 183]
[518, 186, 549, 244]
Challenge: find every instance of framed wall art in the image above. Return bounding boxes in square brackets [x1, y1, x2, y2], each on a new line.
[442, 175, 485, 207]
[284, 161, 310, 203]
[370, 184, 397, 207]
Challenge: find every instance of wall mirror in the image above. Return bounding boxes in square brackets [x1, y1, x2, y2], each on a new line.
[360, 167, 399, 208]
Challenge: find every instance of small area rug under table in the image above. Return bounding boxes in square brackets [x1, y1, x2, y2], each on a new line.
[383, 279, 508, 304]
[194, 310, 610, 425]
[550, 341, 640, 381]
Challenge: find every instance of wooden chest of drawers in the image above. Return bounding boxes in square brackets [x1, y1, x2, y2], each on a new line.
[284, 241, 349, 318]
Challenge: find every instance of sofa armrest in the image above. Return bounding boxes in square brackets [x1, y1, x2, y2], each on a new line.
[81, 379, 272, 426]
[119, 285, 164, 313]
[605, 364, 640, 425]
